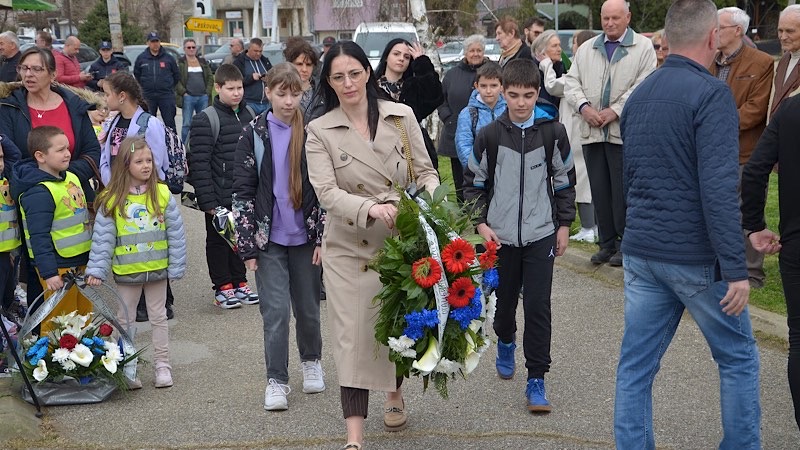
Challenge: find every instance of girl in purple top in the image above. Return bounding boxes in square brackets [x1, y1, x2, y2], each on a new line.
[232, 63, 326, 412]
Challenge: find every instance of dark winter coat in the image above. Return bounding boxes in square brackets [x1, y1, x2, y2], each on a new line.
[133, 46, 180, 96]
[231, 112, 324, 261]
[176, 56, 214, 108]
[0, 51, 21, 83]
[87, 55, 128, 91]
[11, 160, 89, 279]
[437, 58, 487, 158]
[234, 53, 273, 105]
[0, 83, 101, 201]
[188, 97, 255, 210]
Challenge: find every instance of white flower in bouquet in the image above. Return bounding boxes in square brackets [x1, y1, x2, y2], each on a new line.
[411, 336, 441, 375]
[104, 346, 123, 363]
[388, 335, 417, 358]
[33, 360, 48, 381]
[22, 335, 39, 347]
[61, 325, 83, 338]
[435, 357, 462, 374]
[51, 347, 71, 363]
[60, 359, 77, 371]
[101, 354, 119, 373]
[69, 344, 94, 367]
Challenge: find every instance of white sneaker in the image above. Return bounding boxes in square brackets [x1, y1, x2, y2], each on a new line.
[301, 360, 326, 393]
[570, 227, 596, 243]
[264, 378, 290, 411]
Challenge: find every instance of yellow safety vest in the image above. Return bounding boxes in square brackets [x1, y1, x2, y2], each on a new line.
[0, 177, 21, 252]
[20, 171, 92, 258]
[112, 184, 171, 276]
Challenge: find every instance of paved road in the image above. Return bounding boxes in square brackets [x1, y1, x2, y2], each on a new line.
[3, 200, 799, 449]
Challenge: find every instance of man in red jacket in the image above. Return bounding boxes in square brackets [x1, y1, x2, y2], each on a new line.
[55, 36, 92, 88]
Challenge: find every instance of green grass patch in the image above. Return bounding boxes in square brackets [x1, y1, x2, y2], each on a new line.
[440, 157, 786, 315]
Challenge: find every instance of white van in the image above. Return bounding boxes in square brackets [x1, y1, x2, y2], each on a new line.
[353, 22, 419, 69]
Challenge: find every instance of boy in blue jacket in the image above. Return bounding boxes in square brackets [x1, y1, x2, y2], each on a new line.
[13, 127, 93, 333]
[455, 62, 507, 168]
[463, 59, 576, 413]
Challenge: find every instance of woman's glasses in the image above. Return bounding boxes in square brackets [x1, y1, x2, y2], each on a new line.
[329, 69, 365, 85]
[17, 65, 47, 74]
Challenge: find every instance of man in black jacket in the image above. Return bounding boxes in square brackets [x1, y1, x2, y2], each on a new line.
[0, 32, 22, 83]
[87, 41, 128, 92]
[233, 38, 273, 115]
[188, 64, 257, 309]
[133, 31, 180, 130]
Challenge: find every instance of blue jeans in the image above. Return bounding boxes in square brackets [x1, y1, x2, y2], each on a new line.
[181, 94, 208, 143]
[247, 102, 270, 116]
[614, 254, 761, 450]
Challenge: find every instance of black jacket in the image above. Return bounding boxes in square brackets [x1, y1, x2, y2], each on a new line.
[437, 58, 487, 158]
[234, 53, 273, 105]
[12, 160, 89, 279]
[133, 46, 180, 96]
[188, 97, 255, 210]
[0, 84, 101, 201]
[0, 51, 21, 83]
[87, 56, 128, 91]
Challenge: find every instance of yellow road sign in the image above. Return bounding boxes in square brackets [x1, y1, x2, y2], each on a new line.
[185, 17, 224, 33]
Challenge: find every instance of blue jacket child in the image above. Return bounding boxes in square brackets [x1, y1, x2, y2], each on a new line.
[455, 89, 507, 168]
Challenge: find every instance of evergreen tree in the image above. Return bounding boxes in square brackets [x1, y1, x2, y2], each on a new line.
[78, 1, 145, 48]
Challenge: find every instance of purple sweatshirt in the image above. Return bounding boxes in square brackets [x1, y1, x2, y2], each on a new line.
[267, 112, 306, 246]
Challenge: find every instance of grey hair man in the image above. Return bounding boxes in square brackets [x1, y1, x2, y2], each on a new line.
[770, 4, 800, 117]
[708, 6, 774, 289]
[563, 0, 656, 267]
[615, 0, 761, 448]
[0, 31, 21, 82]
[222, 38, 244, 65]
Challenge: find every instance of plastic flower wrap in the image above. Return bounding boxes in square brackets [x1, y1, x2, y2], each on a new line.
[371, 185, 499, 398]
[19, 311, 141, 388]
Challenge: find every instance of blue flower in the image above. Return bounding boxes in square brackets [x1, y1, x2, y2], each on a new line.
[93, 337, 105, 347]
[36, 337, 49, 347]
[403, 309, 439, 341]
[81, 338, 94, 347]
[92, 347, 106, 356]
[29, 355, 40, 366]
[36, 346, 48, 360]
[449, 288, 483, 329]
[483, 268, 499, 290]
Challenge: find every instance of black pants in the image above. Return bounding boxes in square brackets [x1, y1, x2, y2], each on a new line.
[340, 377, 403, 418]
[145, 95, 177, 131]
[0, 252, 14, 310]
[205, 213, 246, 290]
[583, 142, 625, 251]
[449, 157, 464, 203]
[781, 240, 800, 430]
[494, 234, 555, 379]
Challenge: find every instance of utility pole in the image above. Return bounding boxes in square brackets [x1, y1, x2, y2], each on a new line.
[107, 0, 123, 51]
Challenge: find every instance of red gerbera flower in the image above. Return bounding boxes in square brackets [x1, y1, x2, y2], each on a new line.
[441, 239, 475, 274]
[411, 257, 443, 289]
[479, 241, 498, 269]
[447, 277, 475, 308]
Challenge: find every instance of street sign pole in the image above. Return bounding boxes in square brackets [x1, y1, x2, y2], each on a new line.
[107, 0, 123, 51]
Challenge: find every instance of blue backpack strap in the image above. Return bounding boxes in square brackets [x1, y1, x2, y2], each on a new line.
[135, 112, 151, 135]
[253, 128, 264, 180]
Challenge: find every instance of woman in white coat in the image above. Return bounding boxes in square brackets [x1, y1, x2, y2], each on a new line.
[536, 30, 597, 243]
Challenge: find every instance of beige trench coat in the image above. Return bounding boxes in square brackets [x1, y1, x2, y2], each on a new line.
[306, 100, 440, 392]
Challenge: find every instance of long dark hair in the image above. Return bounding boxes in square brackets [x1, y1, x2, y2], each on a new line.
[103, 72, 149, 112]
[318, 41, 385, 141]
[374, 38, 413, 81]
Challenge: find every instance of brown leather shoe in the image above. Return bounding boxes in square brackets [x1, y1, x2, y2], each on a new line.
[383, 398, 408, 431]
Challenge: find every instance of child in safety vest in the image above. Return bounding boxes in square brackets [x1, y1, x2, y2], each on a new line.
[13, 126, 94, 334]
[85, 136, 186, 389]
[0, 135, 22, 313]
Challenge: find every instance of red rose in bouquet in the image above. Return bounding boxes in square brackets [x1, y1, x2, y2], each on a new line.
[411, 257, 443, 289]
[447, 277, 475, 308]
[59, 334, 78, 350]
[441, 239, 475, 274]
[98, 323, 114, 337]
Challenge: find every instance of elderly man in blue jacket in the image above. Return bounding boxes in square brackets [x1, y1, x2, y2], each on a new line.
[614, 1, 761, 449]
[133, 32, 180, 130]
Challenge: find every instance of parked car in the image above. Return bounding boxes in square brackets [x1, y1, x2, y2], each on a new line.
[19, 42, 122, 71]
[484, 38, 501, 62]
[204, 45, 231, 72]
[123, 44, 181, 67]
[198, 44, 221, 57]
[353, 22, 419, 69]
[438, 41, 464, 65]
[557, 30, 604, 59]
[206, 41, 285, 72]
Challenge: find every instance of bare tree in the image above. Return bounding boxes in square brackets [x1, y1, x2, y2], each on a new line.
[149, 0, 182, 39]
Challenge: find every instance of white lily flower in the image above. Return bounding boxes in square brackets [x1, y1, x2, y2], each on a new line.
[61, 325, 82, 338]
[51, 347, 71, 363]
[104, 346, 123, 362]
[411, 336, 440, 375]
[60, 359, 76, 371]
[69, 344, 94, 367]
[464, 332, 480, 375]
[101, 355, 118, 373]
[33, 359, 48, 381]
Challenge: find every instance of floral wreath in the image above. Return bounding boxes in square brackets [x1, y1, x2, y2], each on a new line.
[371, 185, 499, 398]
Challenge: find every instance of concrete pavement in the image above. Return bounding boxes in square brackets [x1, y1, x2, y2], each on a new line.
[1, 203, 798, 449]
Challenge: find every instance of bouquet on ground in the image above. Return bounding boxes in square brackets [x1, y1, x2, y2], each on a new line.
[20, 310, 141, 388]
[371, 184, 499, 398]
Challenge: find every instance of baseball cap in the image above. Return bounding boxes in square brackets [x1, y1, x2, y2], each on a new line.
[147, 31, 160, 42]
[323, 36, 336, 46]
[99, 41, 112, 50]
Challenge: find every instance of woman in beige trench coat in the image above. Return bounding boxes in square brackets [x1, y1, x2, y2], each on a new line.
[305, 41, 439, 450]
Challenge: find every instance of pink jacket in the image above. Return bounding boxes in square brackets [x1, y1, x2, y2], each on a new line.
[54, 50, 86, 88]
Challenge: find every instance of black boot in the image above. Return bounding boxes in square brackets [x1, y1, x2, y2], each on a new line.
[135, 295, 148, 322]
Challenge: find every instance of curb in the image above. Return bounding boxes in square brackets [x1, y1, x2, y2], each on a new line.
[556, 247, 789, 343]
[0, 378, 42, 444]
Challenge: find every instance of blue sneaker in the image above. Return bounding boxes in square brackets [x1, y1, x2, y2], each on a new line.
[526, 378, 552, 413]
[495, 340, 516, 379]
